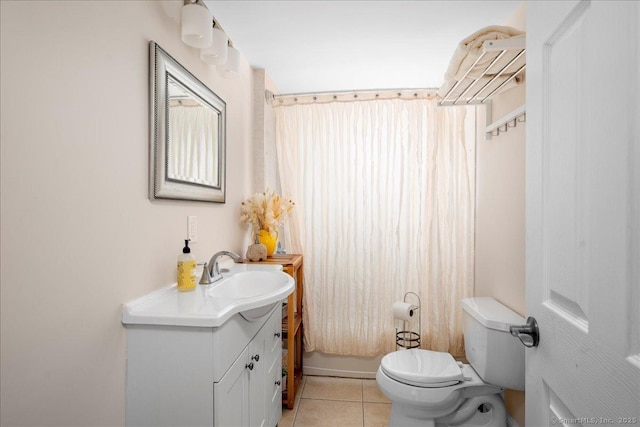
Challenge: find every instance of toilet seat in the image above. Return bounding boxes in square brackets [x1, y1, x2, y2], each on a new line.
[380, 349, 465, 387]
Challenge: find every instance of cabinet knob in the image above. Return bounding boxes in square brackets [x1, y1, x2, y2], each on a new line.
[274, 332, 281, 338]
[275, 380, 281, 386]
[251, 354, 260, 362]
[245, 362, 254, 371]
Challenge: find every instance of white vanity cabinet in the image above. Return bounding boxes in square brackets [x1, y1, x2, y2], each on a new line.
[125, 303, 283, 427]
[213, 307, 282, 427]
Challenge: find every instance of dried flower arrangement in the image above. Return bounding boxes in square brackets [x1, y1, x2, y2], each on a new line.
[240, 189, 295, 234]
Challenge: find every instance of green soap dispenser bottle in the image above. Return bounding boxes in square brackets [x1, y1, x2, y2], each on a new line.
[177, 239, 197, 292]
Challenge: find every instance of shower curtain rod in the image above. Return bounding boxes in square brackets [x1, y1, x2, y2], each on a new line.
[266, 88, 441, 106]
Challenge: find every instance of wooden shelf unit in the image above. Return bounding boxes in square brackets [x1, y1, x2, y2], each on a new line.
[239, 254, 303, 409]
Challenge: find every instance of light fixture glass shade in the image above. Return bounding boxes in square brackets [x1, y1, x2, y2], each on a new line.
[200, 28, 228, 65]
[217, 46, 240, 79]
[181, 3, 212, 48]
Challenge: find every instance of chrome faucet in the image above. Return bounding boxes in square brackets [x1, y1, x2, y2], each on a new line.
[199, 250, 240, 284]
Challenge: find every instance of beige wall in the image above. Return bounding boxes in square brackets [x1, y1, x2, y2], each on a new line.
[0, 1, 255, 425]
[475, 1, 526, 319]
[474, 2, 526, 425]
[475, 85, 526, 315]
[252, 69, 279, 192]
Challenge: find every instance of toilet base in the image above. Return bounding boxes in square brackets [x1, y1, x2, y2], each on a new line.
[388, 393, 507, 427]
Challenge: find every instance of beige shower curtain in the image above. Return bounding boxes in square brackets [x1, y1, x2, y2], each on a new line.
[274, 98, 475, 357]
[168, 105, 219, 186]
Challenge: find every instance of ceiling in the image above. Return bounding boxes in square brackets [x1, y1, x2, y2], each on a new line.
[205, 1, 521, 94]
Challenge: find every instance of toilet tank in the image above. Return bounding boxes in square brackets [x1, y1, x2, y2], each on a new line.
[461, 297, 525, 390]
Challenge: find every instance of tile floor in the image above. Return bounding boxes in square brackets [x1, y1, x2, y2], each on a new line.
[279, 376, 392, 427]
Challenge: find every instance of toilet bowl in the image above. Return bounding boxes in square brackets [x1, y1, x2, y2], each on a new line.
[376, 349, 506, 426]
[376, 297, 525, 427]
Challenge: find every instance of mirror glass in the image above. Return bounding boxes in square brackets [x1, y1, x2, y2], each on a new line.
[150, 41, 226, 203]
[167, 77, 220, 188]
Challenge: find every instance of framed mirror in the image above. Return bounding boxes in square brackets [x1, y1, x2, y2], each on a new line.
[150, 41, 226, 203]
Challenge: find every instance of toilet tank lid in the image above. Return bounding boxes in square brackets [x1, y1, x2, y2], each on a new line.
[461, 297, 525, 332]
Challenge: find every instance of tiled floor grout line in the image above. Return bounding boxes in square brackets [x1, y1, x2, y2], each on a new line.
[299, 397, 363, 402]
[296, 376, 310, 426]
[361, 380, 365, 427]
[290, 377, 304, 427]
[289, 376, 391, 427]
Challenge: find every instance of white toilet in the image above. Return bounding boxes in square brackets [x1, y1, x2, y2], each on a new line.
[376, 297, 525, 427]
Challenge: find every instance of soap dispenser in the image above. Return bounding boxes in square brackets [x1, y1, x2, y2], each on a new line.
[177, 239, 197, 292]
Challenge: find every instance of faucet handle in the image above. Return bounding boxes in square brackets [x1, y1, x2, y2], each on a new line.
[199, 262, 211, 284]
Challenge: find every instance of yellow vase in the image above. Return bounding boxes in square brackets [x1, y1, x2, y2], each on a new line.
[257, 229, 278, 256]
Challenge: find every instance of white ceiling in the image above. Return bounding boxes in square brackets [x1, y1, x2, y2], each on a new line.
[205, 1, 521, 94]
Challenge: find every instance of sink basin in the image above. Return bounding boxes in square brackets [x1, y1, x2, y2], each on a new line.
[122, 264, 294, 328]
[209, 271, 289, 299]
[208, 270, 295, 322]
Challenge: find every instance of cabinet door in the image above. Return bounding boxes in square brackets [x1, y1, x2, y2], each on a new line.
[263, 308, 283, 427]
[248, 332, 266, 427]
[214, 347, 250, 427]
[266, 347, 282, 427]
[264, 307, 282, 365]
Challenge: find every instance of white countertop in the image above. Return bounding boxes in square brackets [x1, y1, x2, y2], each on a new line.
[122, 263, 293, 328]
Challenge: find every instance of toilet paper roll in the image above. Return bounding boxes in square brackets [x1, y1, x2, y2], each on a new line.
[393, 302, 418, 321]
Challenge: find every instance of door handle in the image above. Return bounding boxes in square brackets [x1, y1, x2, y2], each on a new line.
[245, 362, 254, 371]
[251, 354, 260, 362]
[509, 317, 540, 348]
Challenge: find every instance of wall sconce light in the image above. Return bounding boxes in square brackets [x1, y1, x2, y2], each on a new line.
[200, 24, 228, 65]
[217, 44, 240, 80]
[181, 0, 212, 48]
[182, 0, 240, 79]
[181, 0, 240, 79]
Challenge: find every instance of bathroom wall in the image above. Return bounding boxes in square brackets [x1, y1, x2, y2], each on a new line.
[0, 1, 258, 425]
[475, 1, 526, 317]
[253, 69, 280, 192]
[474, 2, 526, 425]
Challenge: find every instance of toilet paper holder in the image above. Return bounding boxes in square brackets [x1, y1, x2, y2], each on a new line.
[395, 291, 421, 350]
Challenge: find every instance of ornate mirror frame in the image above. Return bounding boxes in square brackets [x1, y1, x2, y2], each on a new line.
[149, 41, 226, 203]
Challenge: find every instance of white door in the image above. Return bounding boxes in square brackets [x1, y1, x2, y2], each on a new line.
[526, 1, 640, 426]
